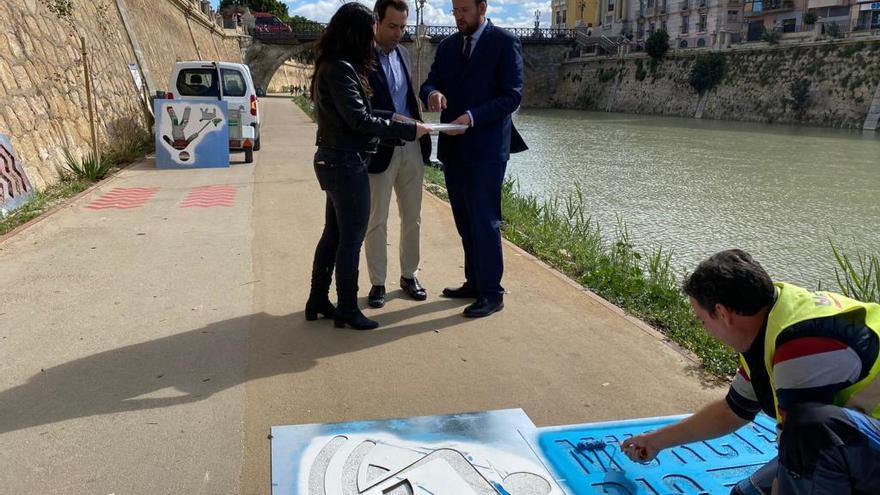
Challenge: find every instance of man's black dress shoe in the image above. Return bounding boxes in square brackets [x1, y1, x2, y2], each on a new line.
[463, 297, 504, 318]
[368, 285, 386, 308]
[400, 277, 427, 301]
[441, 283, 478, 299]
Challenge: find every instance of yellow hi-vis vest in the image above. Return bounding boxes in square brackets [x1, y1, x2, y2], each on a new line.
[739, 282, 880, 423]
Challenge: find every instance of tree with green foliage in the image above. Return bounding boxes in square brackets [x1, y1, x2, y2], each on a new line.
[689, 52, 726, 94]
[220, 0, 290, 21]
[645, 30, 670, 60]
[803, 11, 817, 26]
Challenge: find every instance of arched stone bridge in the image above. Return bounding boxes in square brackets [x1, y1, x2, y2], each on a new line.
[244, 23, 576, 107]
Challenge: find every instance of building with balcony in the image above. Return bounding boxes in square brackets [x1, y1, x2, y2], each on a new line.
[552, 0, 569, 28]
[598, 0, 634, 38]
[854, 0, 880, 31]
[631, 0, 744, 48]
[553, 0, 601, 28]
[742, 0, 806, 40]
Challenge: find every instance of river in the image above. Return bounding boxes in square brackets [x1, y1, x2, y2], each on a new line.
[437, 109, 880, 288]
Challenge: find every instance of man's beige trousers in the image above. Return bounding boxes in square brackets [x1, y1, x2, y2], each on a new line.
[365, 139, 425, 286]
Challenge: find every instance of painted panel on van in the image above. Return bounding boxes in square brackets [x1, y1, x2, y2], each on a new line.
[154, 99, 229, 169]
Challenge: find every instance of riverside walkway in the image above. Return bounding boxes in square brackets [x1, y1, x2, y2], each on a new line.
[0, 96, 722, 494]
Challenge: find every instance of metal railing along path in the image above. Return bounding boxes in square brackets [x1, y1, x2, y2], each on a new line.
[254, 23, 576, 45]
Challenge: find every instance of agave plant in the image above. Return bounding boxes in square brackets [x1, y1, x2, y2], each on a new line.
[62, 148, 113, 182]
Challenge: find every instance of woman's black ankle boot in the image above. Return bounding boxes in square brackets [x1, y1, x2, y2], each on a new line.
[305, 297, 336, 321]
[333, 309, 378, 330]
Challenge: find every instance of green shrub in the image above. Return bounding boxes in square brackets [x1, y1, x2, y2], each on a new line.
[689, 52, 726, 93]
[802, 11, 817, 26]
[826, 22, 842, 39]
[645, 30, 670, 60]
[598, 68, 618, 82]
[761, 29, 781, 44]
[105, 132, 152, 166]
[789, 78, 810, 117]
[62, 148, 113, 182]
[635, 59, 648, 81]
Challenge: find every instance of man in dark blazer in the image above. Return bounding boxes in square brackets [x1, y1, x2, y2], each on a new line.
[419, 0, 527, 318]
[365, 0, 433, 309]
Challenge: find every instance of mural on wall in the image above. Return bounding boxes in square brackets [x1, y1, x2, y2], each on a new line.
[270, 409, 563, 495]
[0, 134, 34, 217]
[272, 410, 780, 495]
[154, 99, 229, 169]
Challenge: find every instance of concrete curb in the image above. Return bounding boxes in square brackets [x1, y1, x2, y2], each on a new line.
[0, 158, 145, 246]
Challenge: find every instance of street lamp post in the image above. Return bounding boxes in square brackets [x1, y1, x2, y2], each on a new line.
[415, 0, 428, 113]
[534, 9, 541, 31]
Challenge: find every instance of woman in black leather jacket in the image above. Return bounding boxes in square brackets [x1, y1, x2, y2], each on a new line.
[305, 2, 429, 330]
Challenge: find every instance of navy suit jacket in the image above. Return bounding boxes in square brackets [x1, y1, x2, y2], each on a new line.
[367, 44, 432, 173]
[419, 21, 527, 167]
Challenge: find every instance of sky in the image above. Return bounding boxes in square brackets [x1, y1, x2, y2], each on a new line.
[210, 0, 553, 29]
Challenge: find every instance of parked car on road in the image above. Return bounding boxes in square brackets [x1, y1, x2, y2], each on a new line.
[167, 61, 261, 163]
[254, 14, 292, 33]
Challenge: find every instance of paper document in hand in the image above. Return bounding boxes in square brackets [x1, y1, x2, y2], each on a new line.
[427, 124, 469, 133]
[391, 113, 419, 124]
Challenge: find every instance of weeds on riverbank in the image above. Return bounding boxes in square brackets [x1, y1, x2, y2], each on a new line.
[830, 242, 880, 304]
[424, 165, 739, 377]
[293, 94, 314, 120]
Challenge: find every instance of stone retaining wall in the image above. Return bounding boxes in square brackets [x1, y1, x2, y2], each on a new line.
[266, 61, 311, 93]
[0, 0, 244, 190]
[553, 40, 880, 129]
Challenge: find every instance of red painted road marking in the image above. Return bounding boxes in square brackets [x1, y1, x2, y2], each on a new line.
[180, 185, 237, 208]
[86, 187, 160, 210]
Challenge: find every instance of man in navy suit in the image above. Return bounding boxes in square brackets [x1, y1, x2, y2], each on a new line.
[365, 0, 433, 309]
[420, 0, 526, 318]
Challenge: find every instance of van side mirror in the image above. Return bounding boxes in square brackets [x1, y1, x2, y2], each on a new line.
[256, 86, 265, 97]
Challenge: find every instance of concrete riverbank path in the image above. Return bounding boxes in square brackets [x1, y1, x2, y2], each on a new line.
[0, 96, 724, 494]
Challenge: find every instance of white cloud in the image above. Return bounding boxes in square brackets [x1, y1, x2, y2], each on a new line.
[287, 0, 552, 28]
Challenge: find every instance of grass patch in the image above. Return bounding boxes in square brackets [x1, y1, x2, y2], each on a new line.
[293, 94, 315, 120]
[3, 123, 152, 237]
[424, 166, 737, 377]
[1, 177, 90, 236]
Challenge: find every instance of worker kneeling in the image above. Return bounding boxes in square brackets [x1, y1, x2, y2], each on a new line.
[621, 249, 880, 494]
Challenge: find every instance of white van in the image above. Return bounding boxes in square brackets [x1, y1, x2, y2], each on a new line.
[167, 61, 261, 163]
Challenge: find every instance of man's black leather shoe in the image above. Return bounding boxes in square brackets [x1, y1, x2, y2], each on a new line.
[441, 283, 478, 299]
[463, 297, 504, 318]
[400, 277, 427, 301]
[368, 285, 386, 308]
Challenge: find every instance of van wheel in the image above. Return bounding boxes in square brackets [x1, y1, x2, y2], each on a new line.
[245, 149, 254, 164]
[254, 136, 261, 151]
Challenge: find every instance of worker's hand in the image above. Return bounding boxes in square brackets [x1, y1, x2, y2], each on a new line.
[442, 114, 471, 136]
[427, 91, 447, 112]
[415, 122, 430, 139]
[620, 434, 661, 463]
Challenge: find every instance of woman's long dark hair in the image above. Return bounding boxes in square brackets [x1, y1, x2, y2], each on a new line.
[310, 2, 376, 100]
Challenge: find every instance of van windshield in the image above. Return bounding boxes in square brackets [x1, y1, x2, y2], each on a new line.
[176, 68, 219, 97]
[221, 69, 247, 97]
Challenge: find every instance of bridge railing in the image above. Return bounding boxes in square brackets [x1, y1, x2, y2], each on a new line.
[254, 22, 575, 45]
